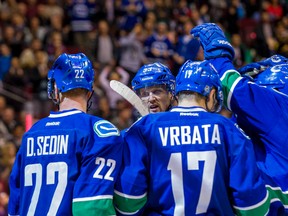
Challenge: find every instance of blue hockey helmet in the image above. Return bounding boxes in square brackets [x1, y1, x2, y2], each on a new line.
[176, 60, 223, 111]
[254, 63, 288, 95]
[47, 53, 94, 99]
[131, 62, 176, 96]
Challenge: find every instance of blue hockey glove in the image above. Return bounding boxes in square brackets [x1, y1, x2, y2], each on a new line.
[258, 54, 288, 67]
[238, 62, 265, 77]
[238, 55, 288, 78]
[190, 23, 235, 60]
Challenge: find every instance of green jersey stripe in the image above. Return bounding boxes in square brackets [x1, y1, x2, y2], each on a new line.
[266, 185, 288, 207]
[220, 70, 242, 110]
[72, 198, 116, 216]
[233, 191, 270, 215]
[113, 191, 147, 213]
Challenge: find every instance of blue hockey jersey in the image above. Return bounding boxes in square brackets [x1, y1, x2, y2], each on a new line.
[8, 109, 123, 216]
[114, 107, 270, 215]
[209, 57, 288, 212]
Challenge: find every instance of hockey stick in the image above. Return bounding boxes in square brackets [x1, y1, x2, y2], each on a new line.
[109, 80, 149, 116]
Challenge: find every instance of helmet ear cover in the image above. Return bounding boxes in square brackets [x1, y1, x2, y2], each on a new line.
[47, 77, 55, 100]
[47, 76, 61, 105]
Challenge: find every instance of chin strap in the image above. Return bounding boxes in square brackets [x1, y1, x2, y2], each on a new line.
[86, 90, 94, 112]
[166, 96, 178, 111]
[205, 96, 221, 113]
[51, 91, 60, 110]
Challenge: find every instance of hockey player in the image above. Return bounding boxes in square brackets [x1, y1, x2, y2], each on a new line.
[131, 62, 176, 113]
[114, 60, 270, 215]
[238, 55, 288, 95]
[8, 53, 123, 215]
[191, 23, 288, 214]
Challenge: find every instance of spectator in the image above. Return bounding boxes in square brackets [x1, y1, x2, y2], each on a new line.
[29, 50, 52, 118]
[0, 96, 7, 116]
[119, 0, 147, 32]
[3, 57, 26, 94]
[230, 33, 252, 68]
[86, 70, 106, 116]
[144, 21, 174, 65]
[266, 0, 284, 21]
[43, 14, 69, 48]
[65, 0, 96, 53]
[0, 141, 16, 216]
[37, 0, 63, 25]
[10, 12, 29, 51]
[274, 18, 288, 56]
[94, 19, 118, 70]
[254, 10, 276, 58]
[172, 20, 201, 75]
[99, 64, 130, 110]
[93, 96, 114, 122]
[0, 96, 7, 146]
[25, 16, 47, 43]
[173, 0, 192, 28]
[25, 0, 39, 20]
[118, 23, 147, 84]
[0, 106, 18, 135]
[111, 99, 134, 130]
[45, 30, 68, 64]
[142, 11, 157, 40]
[11, 123, 24, 150]
[0, 43, 12, 83]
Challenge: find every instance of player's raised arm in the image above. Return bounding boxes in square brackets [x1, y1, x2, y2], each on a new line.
[191, 23, 288, 214]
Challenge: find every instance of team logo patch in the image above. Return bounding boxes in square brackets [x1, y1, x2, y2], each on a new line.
[93, 120, 120, 137]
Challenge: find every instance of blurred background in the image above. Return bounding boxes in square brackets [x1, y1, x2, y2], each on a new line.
[0, 0, 288, 214]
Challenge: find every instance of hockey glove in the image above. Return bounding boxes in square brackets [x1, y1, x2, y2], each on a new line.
[238, 62, 265, 77]
[238, 55, 288, 78]
[190, 23, 235, 60]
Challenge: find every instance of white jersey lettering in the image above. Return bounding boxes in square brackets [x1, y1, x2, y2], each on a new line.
[26, 135, 69, 157]
[159, 124, 221, 146]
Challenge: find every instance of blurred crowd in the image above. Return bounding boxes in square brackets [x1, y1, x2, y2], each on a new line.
[0, 0, 288, 214]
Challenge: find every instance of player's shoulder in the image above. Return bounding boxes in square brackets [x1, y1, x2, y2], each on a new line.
[212, 113, 251, 139]
[125, 111, 172, 132]
[212, 113, 239, 128]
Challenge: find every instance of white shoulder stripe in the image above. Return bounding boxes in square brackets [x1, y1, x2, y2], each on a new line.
[219, 69, 240, 81]
[114, 190, 147, 199]
[266, 185, 288, 193]
[115, 206, 139, 215]
[233, 190, 269, 211]
[170, 107, 207, 112]
[49, 110, 82, 118]
[73, 195, 113, 202]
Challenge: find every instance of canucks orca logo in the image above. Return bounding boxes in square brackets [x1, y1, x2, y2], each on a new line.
[94, 120, 120, 137]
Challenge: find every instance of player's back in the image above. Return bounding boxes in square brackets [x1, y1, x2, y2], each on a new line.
[9, 109, 121, 215]
[123, 106, 267, 215]
[230, 79, 288, 190]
